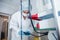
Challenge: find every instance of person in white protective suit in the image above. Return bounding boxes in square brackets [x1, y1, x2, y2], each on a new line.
[8, 0, 58, 40]
[9, 1, 33, 40]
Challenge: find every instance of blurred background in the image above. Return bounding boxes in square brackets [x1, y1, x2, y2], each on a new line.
[0, 0, 59, 40]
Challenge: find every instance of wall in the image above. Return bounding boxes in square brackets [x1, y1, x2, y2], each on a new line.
[0, 0, 20, 15]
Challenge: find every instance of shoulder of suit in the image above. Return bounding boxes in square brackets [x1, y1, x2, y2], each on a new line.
[11, 11, 21, 18]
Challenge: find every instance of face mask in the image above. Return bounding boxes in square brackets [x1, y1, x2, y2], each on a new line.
[22, 12, 29, 17]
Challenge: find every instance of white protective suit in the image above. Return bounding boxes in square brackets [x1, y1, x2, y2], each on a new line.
[9, 0, 33, 40]
[9, 11, 33, 40]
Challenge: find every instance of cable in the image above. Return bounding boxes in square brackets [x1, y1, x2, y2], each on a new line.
[20, 0, 48, 37]
[28, 0, 48, 37]
[52, 33, 57, 40]
[28, 0, 48, 34]
[20, 0, 22, 40]
[30, 33, 48, 37]
[30, 32, 48, 37]
[23, 31, 48, 37]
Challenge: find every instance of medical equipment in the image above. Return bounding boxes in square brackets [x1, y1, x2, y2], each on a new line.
[20, 0, 49, 38]
[28, 0, 49, 36]
[20, 0, 59, 40]
[20, 0, 23, 40]
[52, 0, 60, 39]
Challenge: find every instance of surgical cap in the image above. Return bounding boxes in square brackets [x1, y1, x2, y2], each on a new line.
[22, 1, 32, 11]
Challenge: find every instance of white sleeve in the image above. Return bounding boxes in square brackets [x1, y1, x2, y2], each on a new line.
[8, 14, 19, 40]
[9, 14, 19, 31]
[28, 21, 34, 33]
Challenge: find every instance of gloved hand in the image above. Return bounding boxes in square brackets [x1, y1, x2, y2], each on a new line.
[23, 31, 31, 35]
[18, 30, 31, 36]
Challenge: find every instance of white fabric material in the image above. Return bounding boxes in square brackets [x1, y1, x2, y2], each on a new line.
[22, 0, 32, 11]
[9, 11, 33, 40]
[22, 1, 29, 11]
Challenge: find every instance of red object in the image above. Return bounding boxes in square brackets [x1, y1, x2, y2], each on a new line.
[31, 14, 38, 20]
[36, 23, 40, 29]
[31, 14, 41, 21]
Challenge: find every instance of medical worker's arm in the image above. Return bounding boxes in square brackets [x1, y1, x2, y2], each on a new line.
[21, 24, 33, 36]
[9, 14, 19, 31]
[24, 22, 34, 35]
[8, 13, 19, 40]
